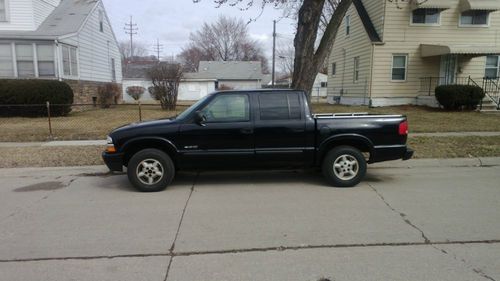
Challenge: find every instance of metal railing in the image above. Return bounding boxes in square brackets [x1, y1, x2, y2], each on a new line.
[0, 102, 188, 142]
[419, 76, 472, 96]
[481, 78, 500, 110]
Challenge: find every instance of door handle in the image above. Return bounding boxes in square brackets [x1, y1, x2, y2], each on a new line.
[240, 128, 253, 134]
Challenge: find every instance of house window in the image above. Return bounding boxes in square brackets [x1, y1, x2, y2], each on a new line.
[320, 82, 328, 88]
[99, 10, 104, 32]
[353, 57, 360, 82]
[37, 45, 55, 77]
[111, 58, 116, 81]
[412, 8, 440, 24]
[485, 56, 499, 78]
[345, 15, 351, 36]
[0, 44, 13, 77]
[392, 54, 408, 81]
[331, 62, 336, 76]
[0, 0, 7, 22]
[62, 45, 78, 76]
[460, 10, 489, 26]
[16, 44, 35, 77]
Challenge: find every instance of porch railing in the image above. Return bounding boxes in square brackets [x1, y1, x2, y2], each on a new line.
[420, 76, 500, 110]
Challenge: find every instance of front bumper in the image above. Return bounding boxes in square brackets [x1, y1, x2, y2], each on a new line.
[369, 145, 414, 163]
[102, 152, 124, 172]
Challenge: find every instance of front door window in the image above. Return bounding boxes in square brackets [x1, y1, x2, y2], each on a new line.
[440, 55, 457, 85]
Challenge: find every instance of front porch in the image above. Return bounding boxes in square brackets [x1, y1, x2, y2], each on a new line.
[419, 76, 500, 111]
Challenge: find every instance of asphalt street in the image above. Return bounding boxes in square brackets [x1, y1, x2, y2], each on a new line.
[0, 160, 499, 281]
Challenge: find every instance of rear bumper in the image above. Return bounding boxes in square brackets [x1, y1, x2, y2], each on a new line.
[102, 152, 124, 172]
[369, 145, 414, 163]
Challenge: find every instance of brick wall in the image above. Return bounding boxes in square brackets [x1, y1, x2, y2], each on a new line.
[64, 79, 123, 104]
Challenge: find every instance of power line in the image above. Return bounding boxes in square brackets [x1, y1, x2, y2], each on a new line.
[124, 15, 138, 60]
[152, 39, 164, 62]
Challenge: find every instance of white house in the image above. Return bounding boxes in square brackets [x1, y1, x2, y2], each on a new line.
[0, 0, 122, 103]
[122, 61, 263, 102]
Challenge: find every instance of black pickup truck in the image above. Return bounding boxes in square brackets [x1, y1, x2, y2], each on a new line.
[103, 90, 413, 192]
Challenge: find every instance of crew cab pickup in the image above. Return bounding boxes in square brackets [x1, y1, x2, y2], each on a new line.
[103, 90, 413, 192]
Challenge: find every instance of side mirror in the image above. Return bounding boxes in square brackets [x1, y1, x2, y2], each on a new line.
[194, 111, 206, 126]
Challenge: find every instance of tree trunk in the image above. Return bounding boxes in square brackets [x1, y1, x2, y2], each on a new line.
[292, 0, 352, 99]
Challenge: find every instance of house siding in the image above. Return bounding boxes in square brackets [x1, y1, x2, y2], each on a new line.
[0, 0, 35, 31]
[327, 3, 373, 103]
[32, 0, 58, 27]
[59, 1, 122, 84]
[361, 0, 385, 40]
[371, 0, 500, 99]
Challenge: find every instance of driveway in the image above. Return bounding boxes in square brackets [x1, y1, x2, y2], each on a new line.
[0, 161, 499, 281]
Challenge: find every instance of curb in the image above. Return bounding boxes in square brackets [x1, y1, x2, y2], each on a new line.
[371, 157, 500, 169]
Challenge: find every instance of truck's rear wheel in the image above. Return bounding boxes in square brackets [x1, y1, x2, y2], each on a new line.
[127, 149, 175, 192]
[322, 146, 367, 187]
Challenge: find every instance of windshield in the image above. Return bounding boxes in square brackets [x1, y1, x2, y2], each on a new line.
[175, 94, 212, 121]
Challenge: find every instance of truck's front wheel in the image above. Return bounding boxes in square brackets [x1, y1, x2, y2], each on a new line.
[127, 149, 175, 192]
[322, 146, 367, 187]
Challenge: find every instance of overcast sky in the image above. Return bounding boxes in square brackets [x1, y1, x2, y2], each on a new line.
[101, 0, 297, 60]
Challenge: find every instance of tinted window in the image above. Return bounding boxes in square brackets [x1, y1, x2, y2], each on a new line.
[201, 94, 250, 122]
[259, 93, 301, 120]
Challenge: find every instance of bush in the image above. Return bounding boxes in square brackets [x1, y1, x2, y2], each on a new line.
[126, 86, 145, 101]
[435, 85, 485, 110]
[97, 83, 121, 108]
[0, 79, 73, 117]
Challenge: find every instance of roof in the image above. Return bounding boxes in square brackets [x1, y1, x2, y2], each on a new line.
[122, 62, 215, 81]
[352, 0, 382, 43]
[198, 61, 263, 80]
[0, 0, 98, 39]
[420, 44, 500, 57]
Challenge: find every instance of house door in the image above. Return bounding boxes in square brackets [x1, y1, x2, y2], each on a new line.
[439, 55, 457, 85]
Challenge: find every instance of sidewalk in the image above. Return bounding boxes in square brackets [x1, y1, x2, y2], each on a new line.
[1, 131, 500, 148]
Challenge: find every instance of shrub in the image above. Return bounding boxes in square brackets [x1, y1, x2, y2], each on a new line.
[0, 79, 73, 117]
[435, 85, 485, 110]
[126, 86, 145, 101]
[97, 83, 121, 108]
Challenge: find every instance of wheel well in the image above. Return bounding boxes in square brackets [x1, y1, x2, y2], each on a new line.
[319, 139, 372, 165]
[122, 140, 177, 167]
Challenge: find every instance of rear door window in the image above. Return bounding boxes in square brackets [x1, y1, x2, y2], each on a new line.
[259, 93, 301, 120]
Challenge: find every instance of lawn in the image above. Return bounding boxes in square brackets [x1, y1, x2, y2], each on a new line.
[1, 136, 499, 168]
[0, 103, 499, 142]
[311, 104, 500, 133]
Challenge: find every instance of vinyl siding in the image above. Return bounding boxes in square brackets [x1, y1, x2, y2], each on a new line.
[361, 0, 385, 40]
[60, 1, 122, 83]
[0, 0, 35, 31]
[370, 0, 500, 98]
[327, 3, 373, 99]
[32, 0, 58, 27]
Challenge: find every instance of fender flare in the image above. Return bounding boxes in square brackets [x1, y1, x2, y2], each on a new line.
[317, 134, 374, 162]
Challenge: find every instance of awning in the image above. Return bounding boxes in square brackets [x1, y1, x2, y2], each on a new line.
[460, 0, 500, 11]
[411, 0, 453, 10]
[421, 44, 500, 57]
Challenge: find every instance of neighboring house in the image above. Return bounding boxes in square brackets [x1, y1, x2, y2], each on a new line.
[122, 61, 263, 102]
[327, 0, 500, 108]
[0, 0, 122, 103]
[269, 73, 328, 98]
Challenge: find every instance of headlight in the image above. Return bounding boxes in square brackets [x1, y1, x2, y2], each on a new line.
[106, 136, 116, 153]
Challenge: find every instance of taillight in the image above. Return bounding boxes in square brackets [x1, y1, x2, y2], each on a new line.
[399, 121, 408, 135]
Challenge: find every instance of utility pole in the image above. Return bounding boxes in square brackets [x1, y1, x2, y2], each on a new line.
[124, 16, 138, 61]
[272, 20, 276, 87]
[152, 39, 163, 62]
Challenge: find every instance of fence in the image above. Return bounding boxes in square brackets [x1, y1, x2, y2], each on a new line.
[0, 103, 189, 142]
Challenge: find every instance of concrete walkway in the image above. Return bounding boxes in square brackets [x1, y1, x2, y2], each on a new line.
[0, 131, 499, 148]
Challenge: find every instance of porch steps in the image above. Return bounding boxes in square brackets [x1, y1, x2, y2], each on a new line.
[480, 97, 499, 112]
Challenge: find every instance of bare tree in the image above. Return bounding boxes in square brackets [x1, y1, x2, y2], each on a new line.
[148, 64, 183, 110]
[276, 43, 295, 77]
[119, 40, 149, 62]
[178, 16, 269, 73]
[126, 86, 145, 101]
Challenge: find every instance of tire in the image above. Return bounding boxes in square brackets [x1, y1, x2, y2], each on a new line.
[322, 146, 367, 187]
[127, 149, 175, 192]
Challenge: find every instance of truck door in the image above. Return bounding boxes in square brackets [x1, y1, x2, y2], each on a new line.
[178, 93, 254, 169]
[253, 92, 307, 167]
